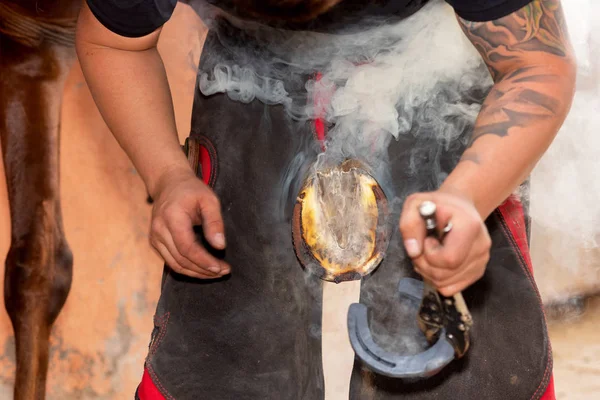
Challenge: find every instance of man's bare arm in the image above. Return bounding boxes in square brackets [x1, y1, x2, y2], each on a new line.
[76, 2, 228, 278]
[76, 2, 191, 197]
[441, 0, 576, 218]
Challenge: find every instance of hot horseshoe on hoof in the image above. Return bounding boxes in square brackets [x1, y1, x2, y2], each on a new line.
[292, 159, 391, 283]
[348, 201, 474, 379]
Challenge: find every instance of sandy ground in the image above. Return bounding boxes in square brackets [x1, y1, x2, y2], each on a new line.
[0, 3, 598, 399]
[547, 296, 600, 400]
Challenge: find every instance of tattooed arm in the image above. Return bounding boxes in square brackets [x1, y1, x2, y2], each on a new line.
[398, 0, 576, 294]
[440, 0, 576, 218]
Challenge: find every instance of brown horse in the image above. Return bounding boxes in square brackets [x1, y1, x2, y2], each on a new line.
[0, 0, 81, 398]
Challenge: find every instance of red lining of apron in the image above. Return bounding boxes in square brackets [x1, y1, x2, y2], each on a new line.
[313, 72, 328, 149]
[497, 195, 555, 400]
[137, 368, 166, 400]
[200, 145, 211, 186]
[136, 364, 555, 400]
[497, 196, 533, 272]
[192, 135, 217, 187]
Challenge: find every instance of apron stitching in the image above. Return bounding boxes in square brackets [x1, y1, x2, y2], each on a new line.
[145, 312, 174, 399]
[146, 363, 175, 400]
[495, 206, 553, 400]
[197, 135, 219, 188]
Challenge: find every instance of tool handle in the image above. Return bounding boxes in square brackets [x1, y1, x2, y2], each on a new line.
[417, 201, 473, 357]
[418, 201, 469, 310]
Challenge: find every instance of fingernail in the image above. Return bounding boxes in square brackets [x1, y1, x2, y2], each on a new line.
[213, 233, 226, 248]
[404, 239, 421, 257]
[209, 265, 221, 273]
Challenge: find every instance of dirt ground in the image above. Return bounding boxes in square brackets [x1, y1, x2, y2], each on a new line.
[0, 3, 598, 399]
[546, 296, 600, 400]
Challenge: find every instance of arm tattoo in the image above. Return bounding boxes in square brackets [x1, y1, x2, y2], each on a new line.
[459, 0, 570, 81]
[457, 0, 573, 147]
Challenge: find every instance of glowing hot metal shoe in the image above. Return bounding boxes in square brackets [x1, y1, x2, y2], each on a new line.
[292, 159, 391, 283]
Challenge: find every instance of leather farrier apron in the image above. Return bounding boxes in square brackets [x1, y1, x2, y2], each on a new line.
[140, 1, 553, 399]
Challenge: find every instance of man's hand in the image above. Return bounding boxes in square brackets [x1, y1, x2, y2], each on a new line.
[77, 3, 229, 279]
[399, 190, 491, 296]
[149, 167, 230, 279]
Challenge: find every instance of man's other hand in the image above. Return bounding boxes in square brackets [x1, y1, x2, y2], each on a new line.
[399, 190, 491, 296]
[149, 167, 229, 279]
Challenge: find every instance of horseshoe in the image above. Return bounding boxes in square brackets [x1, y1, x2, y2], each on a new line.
[348, 201, 473, 378]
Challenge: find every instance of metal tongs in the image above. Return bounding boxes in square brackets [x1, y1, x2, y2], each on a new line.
[347, 201, 473, 378]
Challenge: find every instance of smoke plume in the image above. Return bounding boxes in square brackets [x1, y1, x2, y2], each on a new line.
[529, 0, 600, 303]
[189, 0, 492, 354]
[187, 0, 600, 350]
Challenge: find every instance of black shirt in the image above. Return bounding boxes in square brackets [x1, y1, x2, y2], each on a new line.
[87, 0, 533, 38]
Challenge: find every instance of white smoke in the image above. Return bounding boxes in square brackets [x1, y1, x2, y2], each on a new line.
[198, 0, 486, 139]
[529, 0, 600, 302]
[190, 0, 490, 353]
[191, 0, 600, 303]
[195, 0, 489, 200]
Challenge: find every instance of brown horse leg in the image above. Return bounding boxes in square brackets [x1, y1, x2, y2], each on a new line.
[0, 36, 75, 400]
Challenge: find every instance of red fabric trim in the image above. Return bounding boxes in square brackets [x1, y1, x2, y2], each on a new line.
[497, 195, 533, 273]
[135, 369, 555, 400]
[135, 360, 556, 400]
[200, 145, 211, 186]
[195, 135, 218, 188]
[541, 376, 556, 400]
[497, 195, 555, 400]
[313, 72, 328, 150]
[137, 368, 166, 400]
[315, 119, 326, 145]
